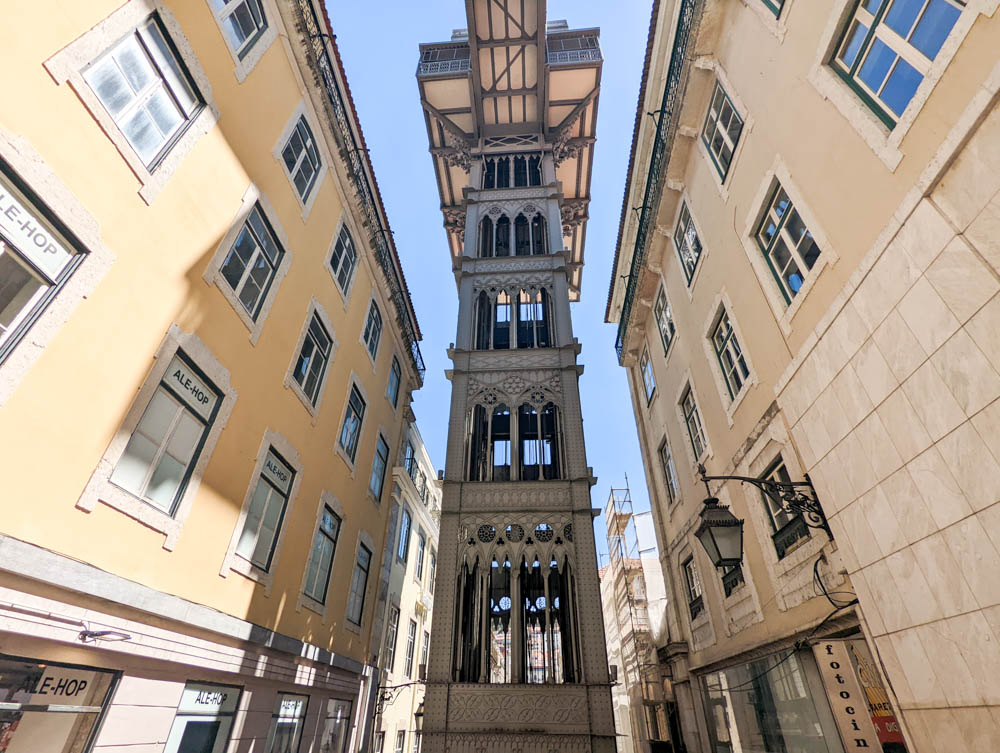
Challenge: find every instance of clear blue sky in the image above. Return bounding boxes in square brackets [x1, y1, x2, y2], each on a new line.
[329, 1, 654, 563]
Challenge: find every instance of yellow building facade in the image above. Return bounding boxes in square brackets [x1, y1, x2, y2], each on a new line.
[0, 1, 424, 751]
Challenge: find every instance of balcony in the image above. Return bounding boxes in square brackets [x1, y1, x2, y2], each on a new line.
[772, 515, 810, 560]
[417, 45, 471, 76]
[546, 34, 602, 65]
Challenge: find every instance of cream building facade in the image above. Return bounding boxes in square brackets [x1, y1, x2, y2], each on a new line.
[607, 0, 1000, 752]
[0, 1, 425, 752]
[372, 422, 441, 753]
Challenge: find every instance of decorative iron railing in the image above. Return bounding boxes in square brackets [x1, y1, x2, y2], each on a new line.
[547, 48, 603, 65]
[721, 565, 745, 597]
[615, 0, 701, 363]
[296, 0, 425, 383]
[417, 58, 471, 76]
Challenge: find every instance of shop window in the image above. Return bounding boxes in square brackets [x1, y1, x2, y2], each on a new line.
[163, 682, 240, 753]
[210, 0, 268, 60]
[640, 347, 656, 403]
[681, 387, 708, 459]
[755, 182, 823, 304]
[346, 543, 372, 625]
[338, 385, 366, 462]
[762, 457, 810, 559]
[682, 556, 704, 620]
[363, 300, 383, 359]
[264, 693, 308, 753]
[369, 434, 390, 500]
[303, 505, 340, 603]
[831, 0, 966, 126]
[219, 203, 283, 321]
[415, 530, 426, 581]
[398, 507, 412, 562]
[701, 82, 744, 180]
[281, 115, 321, 201]
[235, 448, 294, 570]
[658, 439, 680, 505]
[329, 224, 357, 294]
[109, 352, 221, 514]
[653, 286, 675, 353]
[711, 307, 751, 400]
[291, 313, 332, 408]
[387, 357, 402, 407]
[404, 619, 418, 678]
[384, 606, 400, 673]
[673, 202, 703, 284]
[320, 699, 353, 753]
[84, 14, 203, 167]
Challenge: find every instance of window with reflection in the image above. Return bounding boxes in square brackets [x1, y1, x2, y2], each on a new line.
[514, 214, 531, 256]
[479, 216, 494, 257]
[489, 558, 513, 682]
[515, 289, 552, 348]
[468, 402, 561, 482]
[495, 215, 511, 256]
[493, 291, 511, 349]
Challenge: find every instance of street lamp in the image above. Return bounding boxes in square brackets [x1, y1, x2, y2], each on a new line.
[414, 701, 424, 737]
[694, 497, 744, 568]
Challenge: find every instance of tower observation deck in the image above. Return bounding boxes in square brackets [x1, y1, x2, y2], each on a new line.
[416, 2, 614, 752]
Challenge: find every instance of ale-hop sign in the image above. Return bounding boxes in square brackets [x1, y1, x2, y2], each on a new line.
[813, 641, 881, 750]
[164, 356, 218, 421]
[0, 177, 73, 282]
[177, 683, 239, 715]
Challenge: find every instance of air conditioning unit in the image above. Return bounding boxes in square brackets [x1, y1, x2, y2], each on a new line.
[419, 663, 427, 681]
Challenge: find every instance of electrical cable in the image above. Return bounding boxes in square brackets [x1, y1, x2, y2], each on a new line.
[813, 556, 857, 609]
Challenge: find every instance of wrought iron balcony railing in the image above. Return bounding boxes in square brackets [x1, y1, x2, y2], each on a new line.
[417, 45, 471, 76]
[546, 34, 602, 65]
[297, 0, 425, 383]
[615, 0, 700, 363]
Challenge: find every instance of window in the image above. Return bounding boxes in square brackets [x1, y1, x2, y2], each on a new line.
[338, 386, 366, 462]
[429, 550, 437, 594]
[395, 731, 406, 753]
[683, 557, 704, 620]
[303, 505, 340, 603]
[421, 630, 430, 672]
[653, 287, 675, 353]
[84, 15, 202, 167]
[712, 309, 750, 400]
[292, 314, 332, 407]
[363, 301, 383, 359]
[265, 693, 307, 753]
[329, 224, 357, 293]
[415, 530, 426, 581]
[755, 184, 822, 304]
[109, 353, 221, 513]
[236, 448, 294, 570]
[369, 435, 390, 499]
[761, 0, 785, 15]
[163, 683, 239, 753]
[658, 439, 680, 505]
[384, 606, 400, 672]
[721, 563, 746, 597]
[413, 732, 421, 753]
[346, 543, 372, 625]
[482, 153, 542, 188]
[219, 203, 283, 320]
[398, 508, 412, 562]
[404, 442, 417, 479]
[682, 387, 708, 459]
[387, 357, 402, 407]
[673, 202, 703, 283]
[374, 732, 385, 753]
[404, 619, 417, 678]
[281, 115, 321, 201]
[320, 700, 352, 753]
[701, 82, 744, 179]
[762, 457, 811, 559]
[211, 0, 268, 60]
[832, 0, 965, 126]
[640, 347, 656, 403]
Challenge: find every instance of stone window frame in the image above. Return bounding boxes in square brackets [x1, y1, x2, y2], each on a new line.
[204, 0, 278, 83]
[680, 552, 707, 624]
[675, 373, 713, 467]
[297, 490, 345, 620]
[807, 0, 1000, 170]
[367, 426, 392, 504]
[701, 290, 758, 426]
[360, 297, 384, 369]
[76, 325, 236, 551]
[327, 214, 362, 309]
[738, 0, 798, 41]
[657, 435, 682, 508]
[44, 0, 219, 206]
[283, 298, 338, 420]
[334, 373, 369, 475]
[219, 428, 303, 593]
[653, 280, 677, 358]
[0, 130, 116, 408]
[273, 101, 329, 219]
[694, 60, 753, 200]
[344, 530, 376, 633]
[203, 184, 291, 344]
[738, 156, 839, 336]
[670, 194, 708, 297]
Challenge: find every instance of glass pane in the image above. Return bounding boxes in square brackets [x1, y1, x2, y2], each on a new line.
[863, 0, 884, 11]
[220, 228, 254, 290]
[236, 481, 270, 558]
[238, 256, 268, 312]
[253, 489, 283, 566]
[249, 210, 279, 263]
[801, 234, 821, 269]
[294, 161, 315, 198]
[910, 0, 961, 59]
[771, 237, 792, 276]
[113, 38, 154, 94]
[282, 132, 302, 172]
[859, 38, 897, 92]
[147, 453, 185, 509]
[86, 58, 134, 117]
[784, 210, 807, 246]
[838, 21, 869, 69]
[145, 88, 183, 138]
[110, 432, 158, 493]
[0, 252, 45, 333]
[141, 20, 199, 116]
[885, 0, 925, 37]
[165, 411, 203, 465]
[880, 56, 923, 115]
[785, 259, 804, 294]
[294, 337, 315, 387]
[121, 107, 163, 164]
[137, 390, 179, 444]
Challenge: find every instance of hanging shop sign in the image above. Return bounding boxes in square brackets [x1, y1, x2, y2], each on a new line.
[813, 641, 883, 751]
[848, 640, 908, 749]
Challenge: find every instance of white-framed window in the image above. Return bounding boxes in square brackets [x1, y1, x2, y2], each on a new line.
[209, 0, 268, 60]
[681, 387, 708, 459]
[338, 385, 366, 462]
[346, 543, 372, 625]
[329, 224, 358, 293]
[84, 14, 202, 167]
[281, 115, 321, 201]
[369, 434, 390, 500]
[755, 183, 822, 305]
[415, 530, 426, 581]
[658, 439, 680, 505]
[321, 699, 352, 753]
[397, 507, 412, 562]
[374, 732, 385, 753]
[384, 606, 400, 672]
[640, 347, 656, 403]
[303, 504, 340, 604]
[429, 550, 437, 594]
[109, 352, 221, 514]
[292, 313, 333, 407]
[264, 693, 308, 753]
[403, 619, 417, 678]
[218, 203, 283, 321]
[673, 202, 703, 284]
[682, 556, 704, 620]
[831, 0, 966, 126]
[363, 300, 383, 359]
[653, 286, 675, 353]
[395, 731, 406, 753]
[701, 81, 744, 180]
[711, 308, 751, 400]
[235, 448, 294, 570]
[387, 356, 402, 408]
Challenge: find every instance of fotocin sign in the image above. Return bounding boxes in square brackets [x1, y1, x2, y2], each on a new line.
[813, 640, 882, 749]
